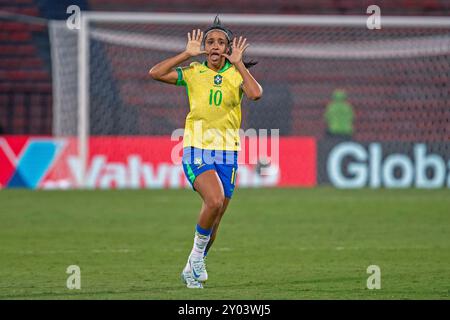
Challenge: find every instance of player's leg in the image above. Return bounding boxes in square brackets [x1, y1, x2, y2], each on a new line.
[187, 170, 224, 279]
[181, 147, 225, 287]
[182, 168, 224, 285]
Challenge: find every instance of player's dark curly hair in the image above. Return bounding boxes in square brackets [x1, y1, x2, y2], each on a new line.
[202, 15, 258, 69]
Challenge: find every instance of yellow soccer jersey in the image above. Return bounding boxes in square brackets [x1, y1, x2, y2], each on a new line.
[176, 60, 244, 151]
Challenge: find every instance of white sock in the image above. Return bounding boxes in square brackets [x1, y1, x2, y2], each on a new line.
[190, 231, 210, 260]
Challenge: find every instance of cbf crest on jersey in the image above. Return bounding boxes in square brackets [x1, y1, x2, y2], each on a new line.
[214, 74, 223, 85]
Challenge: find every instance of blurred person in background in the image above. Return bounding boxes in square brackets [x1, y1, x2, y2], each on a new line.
[324, 89, 354, 140]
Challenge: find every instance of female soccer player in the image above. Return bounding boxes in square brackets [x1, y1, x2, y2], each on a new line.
[149, 17, 263, 288]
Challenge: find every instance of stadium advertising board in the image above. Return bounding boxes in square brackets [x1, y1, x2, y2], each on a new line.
[3, 137, 448, 190]
[0, 136, 316, 189]
[319, 140, 450, 188]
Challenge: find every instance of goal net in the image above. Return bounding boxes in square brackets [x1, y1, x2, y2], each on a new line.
[49, 13, 450, 189]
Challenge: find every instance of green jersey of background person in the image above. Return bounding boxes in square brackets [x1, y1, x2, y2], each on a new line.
[324, 89, 354, 137]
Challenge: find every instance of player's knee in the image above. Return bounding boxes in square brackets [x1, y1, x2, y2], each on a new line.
[206, 195, 225, 212]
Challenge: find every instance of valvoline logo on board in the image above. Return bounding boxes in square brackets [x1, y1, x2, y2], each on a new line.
[0, 136, 317, 189]
[0, 137, 66, 189]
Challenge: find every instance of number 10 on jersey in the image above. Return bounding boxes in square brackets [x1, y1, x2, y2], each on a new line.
[209, 89, 222, 107]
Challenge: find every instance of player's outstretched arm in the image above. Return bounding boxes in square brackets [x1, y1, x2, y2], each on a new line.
[221, 36, 263, 100]
[149, 29, 206, 84]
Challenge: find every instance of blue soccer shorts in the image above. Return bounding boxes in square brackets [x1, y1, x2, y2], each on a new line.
[182, 147, 238, 199]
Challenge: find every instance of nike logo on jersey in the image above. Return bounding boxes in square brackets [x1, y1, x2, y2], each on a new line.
[199, 70, 207, 73]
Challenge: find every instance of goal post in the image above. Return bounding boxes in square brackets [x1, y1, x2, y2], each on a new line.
[49, 12, 450, 188]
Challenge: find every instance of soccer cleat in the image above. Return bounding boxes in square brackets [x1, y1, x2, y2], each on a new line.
[181, 267, 203, 289]
[189, 255, 208, 282]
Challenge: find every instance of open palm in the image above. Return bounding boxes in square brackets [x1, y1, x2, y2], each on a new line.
[222, 36, 249, 64]
[186, 29, 206, 57]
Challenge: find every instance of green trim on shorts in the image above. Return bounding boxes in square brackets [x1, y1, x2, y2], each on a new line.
[185, 163, 196, 184]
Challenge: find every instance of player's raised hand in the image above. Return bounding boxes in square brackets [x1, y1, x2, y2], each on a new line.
[185, 29, 206, 57]
[221, 36, 249, 65]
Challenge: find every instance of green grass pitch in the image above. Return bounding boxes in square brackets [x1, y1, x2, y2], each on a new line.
[0, 187, 449, 299]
